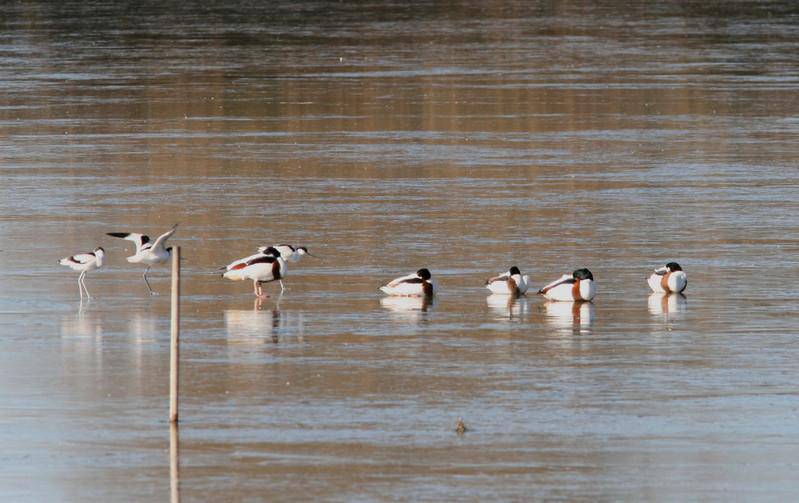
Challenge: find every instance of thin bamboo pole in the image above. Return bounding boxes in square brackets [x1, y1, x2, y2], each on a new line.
[169, 246, 180, 424]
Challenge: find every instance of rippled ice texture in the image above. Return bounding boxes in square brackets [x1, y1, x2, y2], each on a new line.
[2, 1, 799, 500]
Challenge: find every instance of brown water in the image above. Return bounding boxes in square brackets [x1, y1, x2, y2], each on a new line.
[2, 1, 799, 500]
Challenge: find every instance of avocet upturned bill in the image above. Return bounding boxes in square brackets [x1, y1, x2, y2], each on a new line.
[647, 262, 687, 294]
[257, 244, 316, 262]
[59, 247, 105, 299]
[222, 246, 287, 298]
[537, 268, 596, 302]
[380, 268, 434, 297]
[106, 224, 178, 295]
[485, 266, 529, 295]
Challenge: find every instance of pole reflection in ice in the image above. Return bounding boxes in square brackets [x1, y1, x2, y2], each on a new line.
[169, 422, 180, 503]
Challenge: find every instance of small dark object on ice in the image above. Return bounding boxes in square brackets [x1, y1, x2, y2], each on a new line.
[455, 418, 468, 435]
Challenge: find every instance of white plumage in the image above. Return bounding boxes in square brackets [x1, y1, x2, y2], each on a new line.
[647, 262, 687, 294]
[485, 266, 529, 295]
[59, 247, 105, 299]
[538, 268, 596, 302]
[107, 224, 178, 295]
[380, 268, 434, 297]
[222, 246, 287, 298]
[222, 248, 275, 281]
[257, 244, 315, 262]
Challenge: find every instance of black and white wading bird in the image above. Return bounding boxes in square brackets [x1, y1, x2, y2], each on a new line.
[59, 247, 105, 299]
[221, 246, 287, 298]
[257, 244, 316, 262]
[106, 224, 178, 295]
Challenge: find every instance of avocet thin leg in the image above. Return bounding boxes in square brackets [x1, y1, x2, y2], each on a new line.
[77, 271, 86, 298]
[80, 271, 92, 299]
[142, 265, 157, 295]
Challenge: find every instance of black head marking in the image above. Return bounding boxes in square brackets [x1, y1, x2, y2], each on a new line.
[96, 247, 105, 253]
[298, 246, 308, 253]
[142, 235, 150, 245]
[416, 268, 432, 280]
[509, 266, 521, 276]
[666, 262, 682, 272]
[573, 268, 594, 281]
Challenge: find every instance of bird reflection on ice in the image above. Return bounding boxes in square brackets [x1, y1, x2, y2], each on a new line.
[60, 305, 105, 371]
[380, 295, 433, 322]
[128, 311, 157, 344]
[543, 301, 594, 334]
[224, 296, 304, 347]
[60, 307, 103, 340]
[648, 293, 687, 323]
[486, 294, 528, 321]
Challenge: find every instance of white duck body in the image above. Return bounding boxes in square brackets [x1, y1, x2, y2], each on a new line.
[647, 263, 687, 294]
[485, 267, 529, 295]
[540, 278, 595, 301]
[538, 269, 596, 302]
[380, 269, 434, 297]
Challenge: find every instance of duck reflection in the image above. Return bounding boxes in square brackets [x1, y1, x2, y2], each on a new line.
[543, 301, 594, 334]
[380, 295, 433, 322]
[486, 294, 528, 321]
[648, 293, 687, 323]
